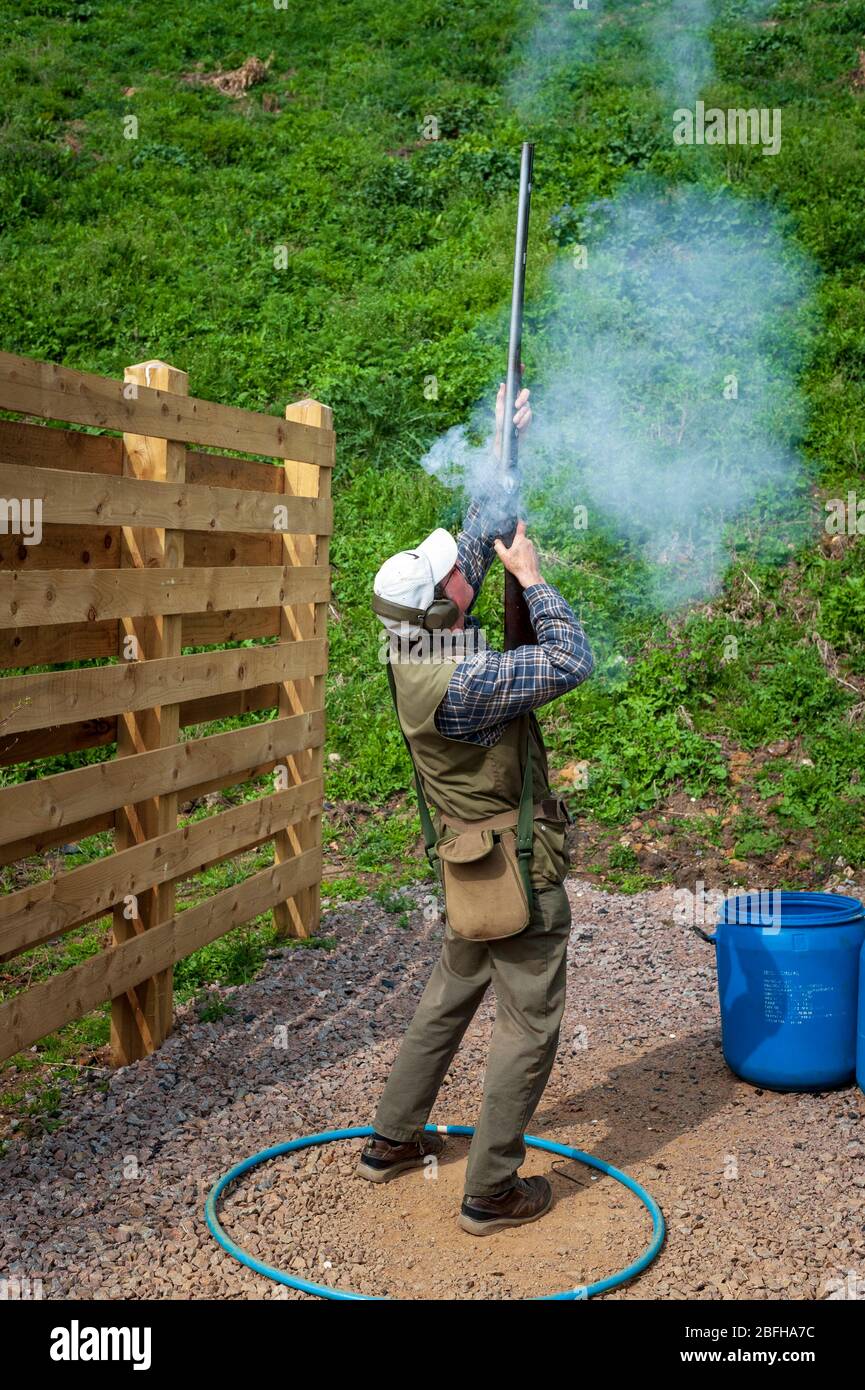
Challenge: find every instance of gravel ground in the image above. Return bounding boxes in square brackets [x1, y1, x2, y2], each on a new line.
[1, 878, 863, 1301]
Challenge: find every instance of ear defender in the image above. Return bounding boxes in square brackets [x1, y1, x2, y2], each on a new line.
[423, 594, 460, 629]
[371, 591, 460, 631]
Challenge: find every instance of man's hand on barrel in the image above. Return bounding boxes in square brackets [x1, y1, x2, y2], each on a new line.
[493, 381, 532, 461]
[494, 520, 543, 590]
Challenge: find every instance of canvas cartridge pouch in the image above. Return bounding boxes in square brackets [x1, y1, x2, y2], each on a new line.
[436, 826, 528, 940]
[435, 771, 535, 939]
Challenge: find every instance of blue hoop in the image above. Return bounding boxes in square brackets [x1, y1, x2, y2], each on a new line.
[205, 1124, 665, 1301]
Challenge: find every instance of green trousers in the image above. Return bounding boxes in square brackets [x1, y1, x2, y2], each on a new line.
[373, 883, 572, 1197]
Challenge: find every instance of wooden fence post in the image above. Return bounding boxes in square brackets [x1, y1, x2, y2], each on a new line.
[273, 399, 333, 938]
[111, 360, 187, 1065]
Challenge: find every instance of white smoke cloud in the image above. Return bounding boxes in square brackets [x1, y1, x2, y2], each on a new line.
[648, 0, 716, 105]
[507, 0, 778, 116]
[421, 180, 816, 611]
[504, 0, 604, 121]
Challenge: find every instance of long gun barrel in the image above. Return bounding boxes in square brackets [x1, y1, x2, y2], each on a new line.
[501, 141, 537, 652]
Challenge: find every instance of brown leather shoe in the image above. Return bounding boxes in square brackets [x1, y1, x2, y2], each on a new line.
[458, 1175, 553, 1235]
[356, 1130, 445, 1183]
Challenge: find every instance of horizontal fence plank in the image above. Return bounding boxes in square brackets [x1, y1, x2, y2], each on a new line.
[0, 683, 281, 767]
[0, 814, 114, 868]
[186, 451, 282, 492]
[0, 352, 334, 466]
[0, 739, 296, 861]
[0, 716, 116, 767]
[0, 776, 323, 959]
[163, 756, 289, 811]
[0, 461, 332, 537]
[0, 418, 121, 476]
[0, 422, 288, 492]
[178, 683, 279, 726]
[0, 564, 329, 628]
[183, 607, 281, 646]
[0, 420, 294, 498]
[0, 523, 119, 573]
[1, 639, 326, 733]
[0, 845, 322, 1062]
[184, 531, 279, 568]
[0, 708, 324, 847]
[0, 741, 293, 863]
[0, 619, 118, 669]
[0, 607, 283, 669]
[0, 525, 278, 572]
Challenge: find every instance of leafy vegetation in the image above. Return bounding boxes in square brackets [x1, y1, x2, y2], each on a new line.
[2, 0, 865, 1118]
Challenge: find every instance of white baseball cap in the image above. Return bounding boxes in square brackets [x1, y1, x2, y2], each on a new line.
[373, 527, 458, 635]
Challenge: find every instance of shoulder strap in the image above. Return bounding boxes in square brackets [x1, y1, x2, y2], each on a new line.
[516, 719, 535, 908]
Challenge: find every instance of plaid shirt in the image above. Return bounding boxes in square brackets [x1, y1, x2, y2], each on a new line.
[435, 502, 594, 747]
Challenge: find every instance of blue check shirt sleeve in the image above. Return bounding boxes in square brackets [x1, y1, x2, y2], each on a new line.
[436, 580, 594, 747]
[456, 499, 512, 615]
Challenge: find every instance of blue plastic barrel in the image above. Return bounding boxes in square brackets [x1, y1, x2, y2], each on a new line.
[858, 941, 865, 1095]
[702, 891, 865, 1091]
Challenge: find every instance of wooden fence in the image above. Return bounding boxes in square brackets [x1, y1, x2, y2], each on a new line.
[0, 352, 333, 1066]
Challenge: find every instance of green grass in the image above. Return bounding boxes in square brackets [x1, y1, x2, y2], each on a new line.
[1, 0, 862, 842]
[2, 0, 865, 1108]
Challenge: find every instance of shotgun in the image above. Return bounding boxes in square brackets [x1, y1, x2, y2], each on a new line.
[500, 141, 537, 652]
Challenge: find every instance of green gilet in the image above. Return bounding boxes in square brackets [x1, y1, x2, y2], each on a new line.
[390, 657, 569, 889]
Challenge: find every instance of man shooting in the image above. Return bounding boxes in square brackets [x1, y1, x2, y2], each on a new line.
[360, 386, 594, 1235]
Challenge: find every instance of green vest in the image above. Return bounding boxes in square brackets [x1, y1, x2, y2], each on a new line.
[390, 657, 570, 889]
